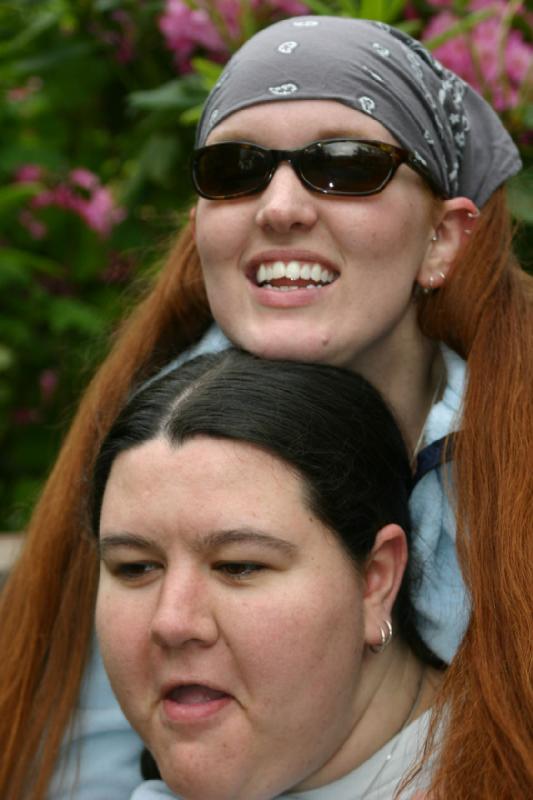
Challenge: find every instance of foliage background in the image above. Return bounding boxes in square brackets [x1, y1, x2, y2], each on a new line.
[0, 0, 531, 531]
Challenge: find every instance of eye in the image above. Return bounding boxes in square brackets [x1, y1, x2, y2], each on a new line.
[215, 562, 265, 580]
[111, 561, 160, 582]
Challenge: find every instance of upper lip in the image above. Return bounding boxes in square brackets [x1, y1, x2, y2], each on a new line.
[160, 679, 233, 700]
[245, 249, 340, 280]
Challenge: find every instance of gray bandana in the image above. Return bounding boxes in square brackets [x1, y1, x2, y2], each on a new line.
[196, 16, 522, 206]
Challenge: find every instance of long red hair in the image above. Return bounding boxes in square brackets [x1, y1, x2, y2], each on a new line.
[416, 190, 533, 798]
[0, 188, 531, 799]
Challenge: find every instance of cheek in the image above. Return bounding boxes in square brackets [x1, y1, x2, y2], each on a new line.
[95, 583, 148, 686]
[195, 202, 247, 272]
[237, 578, 363, 701]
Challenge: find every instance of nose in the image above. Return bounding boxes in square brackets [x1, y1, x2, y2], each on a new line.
[150, 570, 219, 650]
[255, 163, 319, 234]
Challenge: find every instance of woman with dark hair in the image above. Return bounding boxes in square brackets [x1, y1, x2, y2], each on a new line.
[94, 349, 441, 800]
[1, 14, 531, 800]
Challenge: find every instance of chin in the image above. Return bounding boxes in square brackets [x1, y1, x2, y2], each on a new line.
[162, 773, 244, 800]
[238, 332, 333, 365]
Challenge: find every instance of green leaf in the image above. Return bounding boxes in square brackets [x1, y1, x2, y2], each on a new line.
[0, 10, 59, 60]
[139, 134, 181, 186]
[129, 77, 208, 112]
[522, 104, 533, 128]
[508, 169, 533, 223]
[0, 248, 62, 280]
[237, 0, 257, 41]
[359, 0, 388, 20]
[0, 345, 14, 372]
[299, 0, 335, 15]
[190, 57, 224, 89]
[0, 183, 42, 215]
[9, 41, 95, 77]
[48, 297, 104, 336]
[179, 104, 205, 126]
[381, 0, 407, 23]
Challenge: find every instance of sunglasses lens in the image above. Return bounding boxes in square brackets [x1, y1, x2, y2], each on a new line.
[302, 141, 395, 195]
[193, 143, 271, 199]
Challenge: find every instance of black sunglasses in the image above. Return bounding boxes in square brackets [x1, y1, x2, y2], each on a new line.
[191, 138, 443, 200]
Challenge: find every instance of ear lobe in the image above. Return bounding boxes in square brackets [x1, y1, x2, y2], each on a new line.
[363, 524, 408, 650]
[416, 196, 480, 291]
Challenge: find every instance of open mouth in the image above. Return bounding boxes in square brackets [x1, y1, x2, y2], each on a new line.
[254, 260, 338, 291]
[166, 684, 230, 705]
[162, 683, 233, 723]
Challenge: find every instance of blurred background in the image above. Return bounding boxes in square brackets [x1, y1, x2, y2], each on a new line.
[0, 0, 532, 533]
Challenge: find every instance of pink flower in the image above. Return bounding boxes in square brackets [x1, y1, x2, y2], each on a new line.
[90, 9, 137, 64]
[423, 2, 533, 111]
[14, 164, 44, 183]
[159, 0, 309, 72]
[159, 0, 228, 72]
[505, 29, 533, 83]
[111, 10, 137, 64]
[261, 0, 308, 14]
[6, 76, 43, 103]
[39, 369, 59, 403]
[28, 170, 125, 238]
[79, 186, 126, 238]
[18, 209, 47, 240]
[216, 0, 242, 39]
[69, 168, 99, 191]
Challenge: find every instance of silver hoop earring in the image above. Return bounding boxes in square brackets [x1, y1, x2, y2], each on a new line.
[370, 619, 393, 653]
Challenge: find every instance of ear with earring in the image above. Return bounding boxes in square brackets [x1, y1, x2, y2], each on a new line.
[463, 207, 480, 235]
[369, 619, 393, 654]
[420, 270, 446, 295]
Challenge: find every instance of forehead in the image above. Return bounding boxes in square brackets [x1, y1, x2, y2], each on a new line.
[100, 436, 314, 540]
[205, 99, 399, 148]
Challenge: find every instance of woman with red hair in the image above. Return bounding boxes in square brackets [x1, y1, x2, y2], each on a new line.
[1, 15, 531, 800]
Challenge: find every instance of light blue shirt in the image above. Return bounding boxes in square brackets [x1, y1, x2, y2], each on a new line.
[49, 326, 468, 798]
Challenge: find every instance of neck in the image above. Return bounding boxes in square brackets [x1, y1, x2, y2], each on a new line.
[295, 642, 442, 792]
[349, 316, 444, 457]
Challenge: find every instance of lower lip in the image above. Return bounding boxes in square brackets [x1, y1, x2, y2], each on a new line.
[162, 695, 233, 725]
[249, 280, 336, 308]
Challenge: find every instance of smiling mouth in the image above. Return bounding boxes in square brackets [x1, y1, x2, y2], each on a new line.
[254, 260, 338, 291]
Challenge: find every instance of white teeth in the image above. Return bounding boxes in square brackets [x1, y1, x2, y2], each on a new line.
[272, 261, 285, 279]
[255, 260, 337, 287]
[310, 264, 322, 282]
[286, 260, 300, 280]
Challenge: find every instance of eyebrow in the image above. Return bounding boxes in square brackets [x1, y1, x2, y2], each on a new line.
[98, 529, 297, 557]
[97, 533, 156, 559]
[197, 529, 298, 556]
[207, 128, 379, 146]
